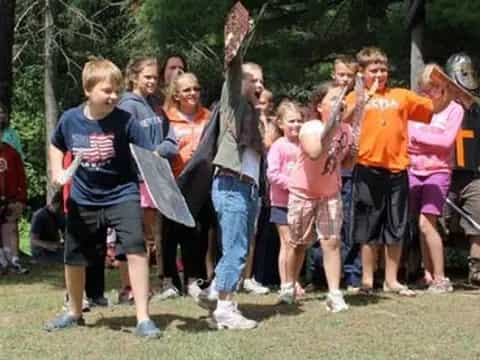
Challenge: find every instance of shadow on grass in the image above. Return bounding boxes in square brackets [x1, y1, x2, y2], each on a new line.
[240, 301, 304, 321]
[0, 262, 65, 289]
[345, 293, 389, 307]
[93, 313, 213, 334]
[92, 301, 304, 334]
[300, 290, 389, 307]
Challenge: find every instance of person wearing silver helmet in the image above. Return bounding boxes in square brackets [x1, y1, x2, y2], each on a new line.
[444, 52, 480, 285]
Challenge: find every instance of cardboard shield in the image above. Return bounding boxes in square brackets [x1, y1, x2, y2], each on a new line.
[224, 2, 250, 67]
[130, 144, 195, 228]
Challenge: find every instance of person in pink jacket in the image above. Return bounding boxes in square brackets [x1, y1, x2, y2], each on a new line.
[408, 64, 464, 293]
[267, 99, 304, 303]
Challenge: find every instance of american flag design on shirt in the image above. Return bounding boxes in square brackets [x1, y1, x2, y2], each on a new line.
[72, 132, 115, 169]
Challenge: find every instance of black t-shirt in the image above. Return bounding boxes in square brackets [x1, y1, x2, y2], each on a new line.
[30, 207, 65, 244]
[51, 105, 155, 206]
[453, 103, 480, 173]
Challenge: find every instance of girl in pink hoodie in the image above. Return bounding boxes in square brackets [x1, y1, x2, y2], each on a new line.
[408, 64, 464, 293]
[267, 99, 304, 303]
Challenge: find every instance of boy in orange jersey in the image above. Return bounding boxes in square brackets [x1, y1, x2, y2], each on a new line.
[345, 47, 433, 296]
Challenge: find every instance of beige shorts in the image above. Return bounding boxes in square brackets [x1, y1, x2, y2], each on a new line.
[288, 193, 343, 246]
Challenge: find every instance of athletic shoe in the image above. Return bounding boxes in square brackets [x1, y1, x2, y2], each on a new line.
[187, 280, 204, 302]
[427, 278, 454, 294]
[135, 319, 161, 338]
[192, 281, 217, 311]
[9, 259, 29, 274]
[243, 278, 270, 295]
[278, 283, 296, 304]
[212, 302, 257, 330]
[44, 313, 85, 332]
[325, 290, 349, 313]
[152, 283, 180, 301]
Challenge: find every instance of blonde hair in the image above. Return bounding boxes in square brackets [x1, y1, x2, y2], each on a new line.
[356, 47, 388, 68]
[125, 57, 158, 91]
[418, 63, 441, 90]
[165, 72, 200, 110]
[82, 57, 123, 92]
[242, 62, 262, 77]
[334, 54, 359, 73]
[275, 98, 303, 127]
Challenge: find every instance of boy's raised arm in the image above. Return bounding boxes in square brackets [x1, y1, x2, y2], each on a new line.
[49, 144, 65, 187]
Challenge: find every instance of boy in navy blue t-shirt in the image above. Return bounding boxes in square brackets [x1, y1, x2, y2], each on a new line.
[44, 58, 160, 338]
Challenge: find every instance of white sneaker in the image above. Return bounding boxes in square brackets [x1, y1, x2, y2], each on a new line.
[152, 283, 180, 301]
[243, 278, 270, 295]
[325, 290, 349, 313]
[212, 302, 257, 330]
[187, 280, 204, 301]
[278, 283, 296, 304]
[193, 280, 217, 311]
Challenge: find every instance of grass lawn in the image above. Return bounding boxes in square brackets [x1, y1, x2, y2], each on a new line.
[1, 264, 480, 360]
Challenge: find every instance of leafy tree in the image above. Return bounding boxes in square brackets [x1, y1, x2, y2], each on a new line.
[0, 0, 16, 112]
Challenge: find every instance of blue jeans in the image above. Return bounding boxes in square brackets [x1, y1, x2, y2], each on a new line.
[212, 175, 259, 293]
[341, 173, 362, 287]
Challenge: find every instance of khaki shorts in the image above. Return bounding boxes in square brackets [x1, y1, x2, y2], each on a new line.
[288, 193, 343, 246]
[447, 172, 480, 236]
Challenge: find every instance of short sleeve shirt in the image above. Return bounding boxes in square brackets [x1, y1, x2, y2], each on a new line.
[51, 105, 154, 206]
[345, 88, 433, 172]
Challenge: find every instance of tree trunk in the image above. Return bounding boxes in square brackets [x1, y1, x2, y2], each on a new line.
[0, 0, 16, 114]
[44, 0, 58, 201]
[408, 0, 426, 91]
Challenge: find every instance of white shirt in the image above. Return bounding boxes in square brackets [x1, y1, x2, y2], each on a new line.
[240, 147, 261, 185]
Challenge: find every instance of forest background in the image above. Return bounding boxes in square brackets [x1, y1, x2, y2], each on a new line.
[4, 0, 480, 217]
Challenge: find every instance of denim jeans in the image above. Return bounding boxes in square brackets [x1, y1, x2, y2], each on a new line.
[212, 175, 259, 293]
[341, 172, 362, 286]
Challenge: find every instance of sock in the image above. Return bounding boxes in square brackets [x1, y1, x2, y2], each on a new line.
[281, 282, 294, 290]
[216, 299, 233, 312]
[329, 289, 342, 297]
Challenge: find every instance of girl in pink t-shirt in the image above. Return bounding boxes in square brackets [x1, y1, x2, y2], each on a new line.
[267, 100, 304, 303]
[408, 64, 464, 293]
[287, 83, 354, 311]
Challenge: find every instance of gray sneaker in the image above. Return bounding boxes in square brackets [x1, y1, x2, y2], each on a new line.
[44, 313, 85, 332]
[135, 319, 161, 338]
[212, 302, 257, 330]
[325, 290, 349, 313]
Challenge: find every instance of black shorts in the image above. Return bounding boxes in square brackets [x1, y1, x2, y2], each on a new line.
[269, 206, 288, 225]
[352, 164, 409, 245]
[65, 199, 145, 266]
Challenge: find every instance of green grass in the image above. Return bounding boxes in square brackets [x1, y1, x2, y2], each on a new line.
[1, 265, 480, 360]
